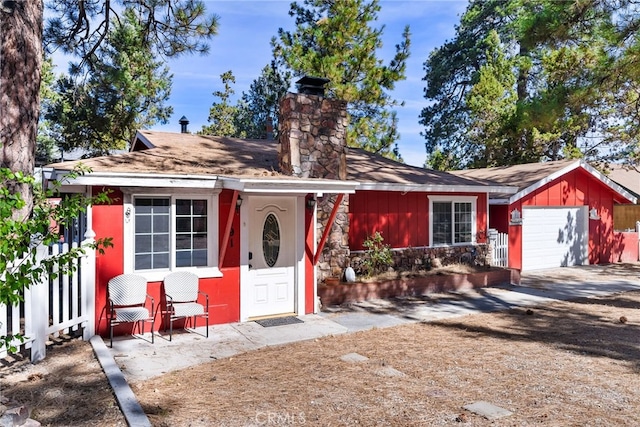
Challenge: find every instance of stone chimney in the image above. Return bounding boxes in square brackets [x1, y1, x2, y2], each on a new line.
[278, 78, 348, 180]
[278, 77, 350, 280]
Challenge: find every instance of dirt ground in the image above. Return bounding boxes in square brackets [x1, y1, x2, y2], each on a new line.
[0, 337, 125, 426]
[1, 290, 640, 426]
[138, 290, 640, 426]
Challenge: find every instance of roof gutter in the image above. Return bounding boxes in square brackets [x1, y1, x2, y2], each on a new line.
[44, 169, 222, 189]
[44, 168, 359, 194]
[221, 177, 359, 194]
[356, 182, 518, 194]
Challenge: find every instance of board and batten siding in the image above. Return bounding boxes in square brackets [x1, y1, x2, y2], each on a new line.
[348, 191, 488, 250]
[508, 167, 623, 270]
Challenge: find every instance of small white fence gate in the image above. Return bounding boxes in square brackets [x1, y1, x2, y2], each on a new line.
[0, 234, 96, 363]
[489, 229, 508, 268]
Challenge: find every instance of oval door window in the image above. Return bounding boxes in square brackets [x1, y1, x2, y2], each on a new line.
[262, 213, 281, 267]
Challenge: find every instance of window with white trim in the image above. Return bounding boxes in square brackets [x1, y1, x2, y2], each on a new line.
[429, 196, 477, 246]
[128, 194, 219, 278]
[134, 198, 171, 269]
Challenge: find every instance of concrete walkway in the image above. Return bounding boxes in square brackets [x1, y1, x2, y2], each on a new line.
[107, 264, 640, 384]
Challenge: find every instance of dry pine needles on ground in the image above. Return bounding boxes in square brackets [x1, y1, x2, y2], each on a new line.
[0, 338, 125, 427]
[134, 291, 640, 426]
[1, 291, 640, 426]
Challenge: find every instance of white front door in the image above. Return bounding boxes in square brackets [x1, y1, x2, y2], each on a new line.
[245, 197, 296, 318]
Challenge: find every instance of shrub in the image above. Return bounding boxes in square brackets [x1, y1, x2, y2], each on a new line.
[0, 166, 112, 352]
[362, 232, 393, 277]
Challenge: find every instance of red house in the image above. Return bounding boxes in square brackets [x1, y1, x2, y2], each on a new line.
[453, 160, 638, 270]
[43, 87, 637, 340]
[42, 89, 522, 338]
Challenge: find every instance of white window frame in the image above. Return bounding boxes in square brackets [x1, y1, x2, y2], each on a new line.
[123, 189, 222, 282]
[428, 195, 477, 247]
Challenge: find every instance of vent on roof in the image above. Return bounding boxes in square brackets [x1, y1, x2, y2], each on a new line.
[179, 116, 189, 133]
[296, 76, 330, 97]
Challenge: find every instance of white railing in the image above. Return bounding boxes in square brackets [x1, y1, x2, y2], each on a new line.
[489, 229, 508, 268]
[0, 233, 96, 362]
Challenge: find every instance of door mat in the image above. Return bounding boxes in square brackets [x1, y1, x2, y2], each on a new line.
[255, 316, 304, 328]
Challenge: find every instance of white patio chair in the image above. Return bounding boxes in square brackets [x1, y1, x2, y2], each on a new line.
[163, 271, 209, 341]
[108, 274, 155, 348]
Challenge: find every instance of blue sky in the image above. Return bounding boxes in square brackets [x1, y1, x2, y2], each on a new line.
[152, 1, 469, 167]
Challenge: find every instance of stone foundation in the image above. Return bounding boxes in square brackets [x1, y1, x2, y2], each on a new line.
[316, 194, 350, 281]
[349, 244, 490, 279]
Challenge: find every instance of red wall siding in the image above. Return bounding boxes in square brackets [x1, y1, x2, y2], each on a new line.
[95, 188, 242, 337]
[613, 231, 639, 263]
[215, 190, 241, 323]
[507, 168, 627, 270]
[93, 187, 124, 336]
[349, 191, 488, 250]
[489, 205, 509, 233]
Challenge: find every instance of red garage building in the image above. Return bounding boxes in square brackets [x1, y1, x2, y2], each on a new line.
[453, 160, 638, 270]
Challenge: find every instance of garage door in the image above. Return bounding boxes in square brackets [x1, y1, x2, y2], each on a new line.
[522, 207, 588, 271]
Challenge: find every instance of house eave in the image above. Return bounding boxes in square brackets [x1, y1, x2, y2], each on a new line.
[508, 160, 637, 205]
[44, 168, 359, 194]
[45, 169, 223, 189]
[489, 198, 510, 205]
[356, 182, 517, 194]
[223, 177, 359, 194]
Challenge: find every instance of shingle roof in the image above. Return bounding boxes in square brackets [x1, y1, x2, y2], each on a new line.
[451, 159, 636, 204]
[607, 164, 640, 198]
[345, 147, 495, 187]
[450, 159, 578, 193]
[46, 131, 510, 190]
[47, 131, 282, 178]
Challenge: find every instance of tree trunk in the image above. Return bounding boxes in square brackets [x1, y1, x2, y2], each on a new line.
[0, 0, 44, 219]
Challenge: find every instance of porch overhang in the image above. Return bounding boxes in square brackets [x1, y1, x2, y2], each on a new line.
[221, 177, 358, 194]
[42, 168, 359, 194]
[42, 168, 223, 189]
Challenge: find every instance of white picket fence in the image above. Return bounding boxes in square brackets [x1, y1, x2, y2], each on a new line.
[0, 233, 96, 362]
[489, 229, 509, 268]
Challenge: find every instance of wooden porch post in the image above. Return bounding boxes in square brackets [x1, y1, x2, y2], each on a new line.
[313, 193, 344, 265]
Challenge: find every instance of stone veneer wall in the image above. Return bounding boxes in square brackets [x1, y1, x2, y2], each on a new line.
[349, 244, 491, 278]
[316, 194, 350, 279]
[278, 92, 348, 179]
[278, 92, 350, 281]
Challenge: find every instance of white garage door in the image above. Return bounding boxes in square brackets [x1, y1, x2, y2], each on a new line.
[522, 207, 588, 271]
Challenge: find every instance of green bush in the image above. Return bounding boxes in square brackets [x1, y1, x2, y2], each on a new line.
[362, 232, 393, 277]
[0, 166, 112, 352]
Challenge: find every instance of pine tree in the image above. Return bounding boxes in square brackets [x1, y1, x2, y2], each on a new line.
[235, 62, 292, 139]
[421, 0, 637, 169]
[200, 71, 239, 137]
[272, 0, 410, 160]
[0, 1, 44, 218]
[1, 0, 218, 219]
[47, 8, 174, 155]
